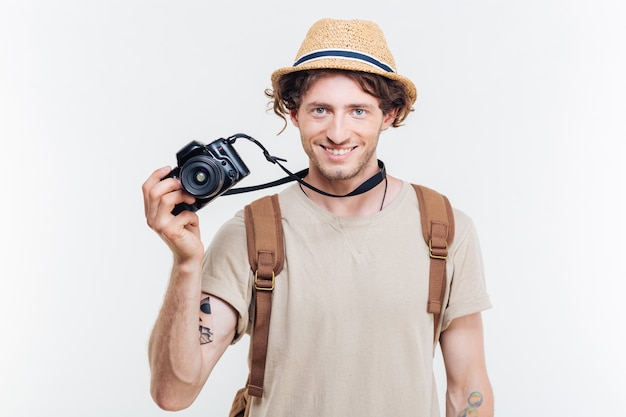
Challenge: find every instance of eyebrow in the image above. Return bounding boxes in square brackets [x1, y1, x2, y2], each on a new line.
[304, 101, 376, 110]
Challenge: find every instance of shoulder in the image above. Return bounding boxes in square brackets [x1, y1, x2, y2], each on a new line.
[403, 182, 479, 249]
[204, 210, 246, 258]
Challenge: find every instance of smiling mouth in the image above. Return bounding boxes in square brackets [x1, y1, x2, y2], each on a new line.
[323, 146, 355, 156]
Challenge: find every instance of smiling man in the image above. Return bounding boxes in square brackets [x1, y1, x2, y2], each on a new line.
[142, 18, 493, 417]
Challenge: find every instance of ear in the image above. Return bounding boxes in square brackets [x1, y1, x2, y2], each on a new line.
[381, 108, 398, 130]
[289, 109, 299, 127]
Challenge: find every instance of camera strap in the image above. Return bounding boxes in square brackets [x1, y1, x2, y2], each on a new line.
[223, 133, 386, 198]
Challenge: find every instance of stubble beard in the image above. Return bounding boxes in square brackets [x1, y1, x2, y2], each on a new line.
[312, 147, 377, 182]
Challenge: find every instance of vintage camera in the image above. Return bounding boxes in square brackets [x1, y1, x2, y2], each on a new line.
[163, 138, 250, 215]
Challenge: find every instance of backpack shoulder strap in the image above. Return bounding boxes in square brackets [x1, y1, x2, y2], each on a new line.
[412, 184, 455, 343]
[243, 194, 284, 398]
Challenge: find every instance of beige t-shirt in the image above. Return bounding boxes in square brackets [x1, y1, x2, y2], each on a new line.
[202, 182, 491, 417]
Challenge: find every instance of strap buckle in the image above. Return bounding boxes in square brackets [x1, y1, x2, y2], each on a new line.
[429, 239, 448, 260]
[254, 270, 275, 291]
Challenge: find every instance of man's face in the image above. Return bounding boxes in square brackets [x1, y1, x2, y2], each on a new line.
[289, 73, 396, 186]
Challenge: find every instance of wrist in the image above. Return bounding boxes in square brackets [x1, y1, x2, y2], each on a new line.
[171, 255, 203, 276]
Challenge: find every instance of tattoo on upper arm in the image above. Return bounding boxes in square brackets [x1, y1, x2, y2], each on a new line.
[457, 391, 483, 417]
[199, 296, 213, 345]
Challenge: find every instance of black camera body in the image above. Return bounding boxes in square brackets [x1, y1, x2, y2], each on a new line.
[163, 138, 250, 215]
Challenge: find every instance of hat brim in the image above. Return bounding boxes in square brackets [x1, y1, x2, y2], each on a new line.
[271, 57, 417, 106]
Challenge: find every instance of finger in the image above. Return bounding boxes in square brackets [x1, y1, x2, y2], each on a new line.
[142, 166, 172, 215]
[154, 199, 201, 246]
[158, 189, 196, 218]
[146, 185, 177, 228]
[142, 166, 172, 192]
[144, 172, 184, 224]
[147, 183, 198, 232]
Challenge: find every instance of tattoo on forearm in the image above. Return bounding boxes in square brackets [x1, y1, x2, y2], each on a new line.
[457, 391, 483, 417]
[199, 297, 213, 345]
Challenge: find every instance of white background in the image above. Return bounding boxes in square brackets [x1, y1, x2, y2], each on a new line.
[1, 1, 625, 415]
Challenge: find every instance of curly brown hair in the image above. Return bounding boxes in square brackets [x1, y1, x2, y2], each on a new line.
[265, 69, 414, 134]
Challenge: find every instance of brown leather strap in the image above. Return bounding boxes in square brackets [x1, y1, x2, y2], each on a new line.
[412, 184, 455, 343]
[243, 194, 284, 398]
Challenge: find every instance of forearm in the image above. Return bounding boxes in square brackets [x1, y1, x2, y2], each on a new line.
[440, 313, 494, 417]
[148, 259, 206, 410]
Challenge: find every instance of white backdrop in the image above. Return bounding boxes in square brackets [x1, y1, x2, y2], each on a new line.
[1, 1, 625, 416]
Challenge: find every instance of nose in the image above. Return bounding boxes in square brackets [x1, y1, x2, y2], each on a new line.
[326, 114, 350, 144]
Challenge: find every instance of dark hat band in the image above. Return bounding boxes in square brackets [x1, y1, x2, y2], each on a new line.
[293, 49, 395, 73]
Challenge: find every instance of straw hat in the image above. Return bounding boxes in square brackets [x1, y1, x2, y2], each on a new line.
[271, 18, 417, 105]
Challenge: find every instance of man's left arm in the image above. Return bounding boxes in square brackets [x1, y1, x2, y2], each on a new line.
[439, 312, 494, 417]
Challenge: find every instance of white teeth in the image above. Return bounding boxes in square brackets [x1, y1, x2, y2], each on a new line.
[326, 147, 352, 155]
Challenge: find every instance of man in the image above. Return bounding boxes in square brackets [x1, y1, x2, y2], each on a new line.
[142, 18, 493, 417]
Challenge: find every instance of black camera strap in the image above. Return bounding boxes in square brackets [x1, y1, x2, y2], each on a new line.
[222, 133, 386, 198]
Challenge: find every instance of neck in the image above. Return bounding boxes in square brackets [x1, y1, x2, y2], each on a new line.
[303, 159, 385, 196]
[300, 174, 401, 217]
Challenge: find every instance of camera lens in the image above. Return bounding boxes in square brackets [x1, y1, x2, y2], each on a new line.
[179, 155, 225, 198]
[194, 170, 208, 184]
